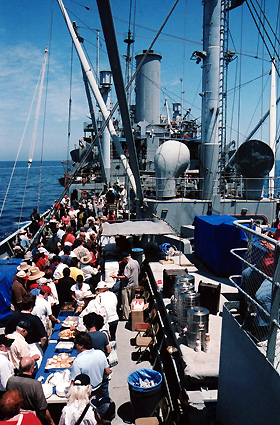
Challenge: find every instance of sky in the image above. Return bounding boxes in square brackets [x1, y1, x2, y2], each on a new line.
[0, 0, 279, 161]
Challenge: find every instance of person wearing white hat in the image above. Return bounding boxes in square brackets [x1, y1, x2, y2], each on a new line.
[80, 254, 100, 283]
[13, 246, 24, 259]
[95, 282, 119, 341]
[19, 230, 30, 251]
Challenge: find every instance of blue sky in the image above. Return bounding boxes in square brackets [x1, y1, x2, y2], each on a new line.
[0, 0, 278, 161]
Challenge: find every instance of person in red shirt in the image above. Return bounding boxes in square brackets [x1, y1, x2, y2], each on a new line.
[62, 227, 75, 246]
[0, 389, 42, 424]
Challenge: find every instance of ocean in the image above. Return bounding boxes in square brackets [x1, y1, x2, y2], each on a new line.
[0, 161, 63, 241]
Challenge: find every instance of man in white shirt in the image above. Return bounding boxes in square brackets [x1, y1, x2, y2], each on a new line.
[52, 255, 68, 281]
[0, 335, 14, 393]
[7, 320, 39, 370]
[80, 254, 100, 282]
[32, 286, 60, 336]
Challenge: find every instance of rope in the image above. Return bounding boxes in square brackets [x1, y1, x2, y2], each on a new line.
[18, 49, 49, 228]
[67, 42, 74, 175]
[0, 71, 40, 220]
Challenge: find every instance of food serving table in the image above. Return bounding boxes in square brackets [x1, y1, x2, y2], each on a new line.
[36, 308, 78, 403]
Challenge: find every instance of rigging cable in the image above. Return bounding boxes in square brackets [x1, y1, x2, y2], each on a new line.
[236, 3, 244, 149]
[67, 42, 74, 178]
[33, 0, 180, 242]
[246, 0, 280, 76]
[38, 0, 54, 211]
[18, 49, 49, 229]
[0, 67, 43, 220]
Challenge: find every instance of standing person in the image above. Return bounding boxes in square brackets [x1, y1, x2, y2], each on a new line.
[53, 255, 68, 281]
[111, 252, 140, 321]
[41, 270, 60, 317]
[26, 266, 45, 293]
[7, 357, 55, 425]
[19, 230, 30, 251]
[68, 207, 77, 232]
[58, 374, 97, 425]
[0, 335, 14, 395]
[5, 294, 47, 362]
[71, 275, 91, 305]
[62, 227, 76, 246]
[30, 208, 40, 236]
[60, 245, 73, 267]
[71, 332, 111, 397]
[95, 282, 119, 341]
[80, 254, 100, 283]
[11, 270, 27, 312]
[32, 286, 60, 336]
[69, 257, 85, 281]
[7, 320, 40, 371]
[83, 312, 110, 356]
[56, 267, 75, 309]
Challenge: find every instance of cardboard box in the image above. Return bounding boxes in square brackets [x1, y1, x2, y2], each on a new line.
[131, 298, 149, 331]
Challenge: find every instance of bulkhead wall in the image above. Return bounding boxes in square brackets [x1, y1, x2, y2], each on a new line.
[217, 304, 280, 425]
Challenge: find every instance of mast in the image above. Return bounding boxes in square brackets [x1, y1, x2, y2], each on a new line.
[269, 58, 276, 197]
[96, 0, 144, 204]
[96, 29, 100, 86]
[200, 0, 223, 200]
[124, 29, 135, 106]
[56, 0, 137, 194]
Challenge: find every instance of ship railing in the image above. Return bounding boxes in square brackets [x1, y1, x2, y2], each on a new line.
[0, 210, 50, 259]
[139, 175, 280, 200]
[230, 219, 280, 369]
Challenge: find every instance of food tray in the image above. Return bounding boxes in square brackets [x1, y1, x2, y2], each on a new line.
[55, 341, 74, 352]
[58, 329, 75, 340]
[61, 316, 79, 328]
[61, 302, 75, 312]
[45, 354, 75, 370]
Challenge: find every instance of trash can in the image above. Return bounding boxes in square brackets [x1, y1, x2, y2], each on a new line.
[132, 248, 144, 266]
[127, 369, 162, 420]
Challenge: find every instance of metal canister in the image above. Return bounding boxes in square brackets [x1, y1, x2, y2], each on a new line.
[173, 274, 195, 318]
[186, 306, 209, 349]
[177, 290, 200, 332]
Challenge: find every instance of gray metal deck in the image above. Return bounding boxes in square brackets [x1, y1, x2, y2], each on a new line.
[110, 320, 151, 424]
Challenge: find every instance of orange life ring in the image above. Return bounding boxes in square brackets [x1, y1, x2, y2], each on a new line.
[81, 190, 88, 198]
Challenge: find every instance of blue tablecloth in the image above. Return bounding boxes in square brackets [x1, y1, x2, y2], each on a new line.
[36, 311, 77, 384]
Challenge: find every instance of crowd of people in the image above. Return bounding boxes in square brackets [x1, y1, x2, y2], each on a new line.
[0, 193, 142, 424]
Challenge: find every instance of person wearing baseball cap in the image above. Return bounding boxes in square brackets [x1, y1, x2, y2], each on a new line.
[91, 395, 116, 424]
[111, 252, 140, 321]
[0, 335, 15, 393]
[32, 286, 60, 337]
[59, 374, 95, 425]
[7, 320, 39, 371]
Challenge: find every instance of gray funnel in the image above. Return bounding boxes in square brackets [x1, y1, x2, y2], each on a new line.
[235, 139, 274, 199]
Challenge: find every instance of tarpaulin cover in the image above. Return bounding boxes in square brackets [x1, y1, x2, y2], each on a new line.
[194, 215, 247, 276]
[0, 258, 22, 322]
[127, 369, 162, 392]
[102, 220, 175, 236]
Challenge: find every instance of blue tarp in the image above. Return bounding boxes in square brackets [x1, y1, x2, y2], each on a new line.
[194, 215, 247, 276]
[0, 258, 22, 322]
